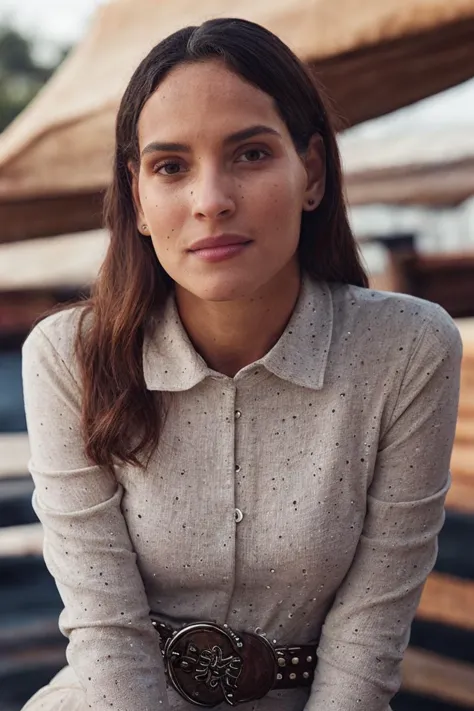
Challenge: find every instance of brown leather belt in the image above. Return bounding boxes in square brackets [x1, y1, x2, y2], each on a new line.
[151, 618, 317, 707]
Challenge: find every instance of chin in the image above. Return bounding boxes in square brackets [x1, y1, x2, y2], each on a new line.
[184, 274, 262, 303]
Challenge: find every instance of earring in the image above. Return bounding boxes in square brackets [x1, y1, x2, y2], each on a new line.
[307, 199, 315, 207]
[141, 224, 149, 233]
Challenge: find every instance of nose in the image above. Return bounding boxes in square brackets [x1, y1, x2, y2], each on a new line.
[191, 167, 236, 221]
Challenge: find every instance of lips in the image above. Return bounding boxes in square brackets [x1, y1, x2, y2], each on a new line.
[188, 234, 252, 252]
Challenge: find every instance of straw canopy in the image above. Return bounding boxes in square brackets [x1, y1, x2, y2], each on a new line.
[341, 123, 474, 206]
[1, 0, 474, 241]
[0, 230, 108, 291]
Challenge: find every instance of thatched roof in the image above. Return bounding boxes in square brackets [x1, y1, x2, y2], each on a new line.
[341, 123, 474, 206]
[0, 230, 108, 290]
[1, 0, 474, 241]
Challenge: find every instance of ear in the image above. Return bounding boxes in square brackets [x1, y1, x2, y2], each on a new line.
[302, 134, 326, 212]
[128, 161, 149, 236]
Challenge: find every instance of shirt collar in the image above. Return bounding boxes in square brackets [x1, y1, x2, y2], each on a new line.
[143, 271, 333, 392]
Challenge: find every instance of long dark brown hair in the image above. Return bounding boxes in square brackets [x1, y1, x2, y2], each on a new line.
[73, 18, 368, 474]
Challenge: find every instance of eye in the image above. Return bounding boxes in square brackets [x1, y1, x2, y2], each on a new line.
[237, 148, 270, 163]
[153, 160, 185, 176]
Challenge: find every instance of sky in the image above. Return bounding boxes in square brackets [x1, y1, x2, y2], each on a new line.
[0, 0, 106, 48]
[0, 0, 473, 135]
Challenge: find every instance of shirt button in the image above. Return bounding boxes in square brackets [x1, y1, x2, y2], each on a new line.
[235, 464, 241, 473]
[235, 410, 242, 419]
[234, 508, 244, 523]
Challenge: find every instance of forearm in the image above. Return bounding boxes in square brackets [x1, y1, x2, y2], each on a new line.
[303, 485, 444, 711]
[65, 622, 168, 711]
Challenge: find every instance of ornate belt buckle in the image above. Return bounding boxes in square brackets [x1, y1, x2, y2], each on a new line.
[163, 622, 277, 707]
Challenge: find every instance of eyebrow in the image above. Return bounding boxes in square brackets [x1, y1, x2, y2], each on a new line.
[140, 125, 281, 157]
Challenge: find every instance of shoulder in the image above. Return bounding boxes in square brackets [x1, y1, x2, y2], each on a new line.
[22, 304, 91, 381]
[328, 282, 462, 358]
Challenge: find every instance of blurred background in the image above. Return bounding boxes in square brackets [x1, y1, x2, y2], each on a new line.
[1, 1, 474, 710]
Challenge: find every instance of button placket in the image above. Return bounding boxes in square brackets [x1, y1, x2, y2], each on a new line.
[234, 404, 242, 475]
[234, 401, 243, 523]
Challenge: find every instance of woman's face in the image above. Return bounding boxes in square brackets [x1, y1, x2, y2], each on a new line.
[132, 60, 324, 302]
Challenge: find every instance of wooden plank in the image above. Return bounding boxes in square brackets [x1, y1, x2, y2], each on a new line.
[457, 318, 474, 340]
[0, 433, 30, 479]
[0, 523, 43, 557]
[0, 617, 60, 647]
[455, 418, 474, 442]
[459, 384, 474, 401]
[458, 404, 474, 420]
[417, 572, 474, 631]
[446, 477, 474, 514]
[402, 647, 474, 707]
[0, 645, 66, 678]
[451, 444, 474, 479]
[0, 191, 104, 243]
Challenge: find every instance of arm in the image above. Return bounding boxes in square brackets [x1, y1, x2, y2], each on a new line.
[306, 305, 462, 711]
[22, 319, 168, 711]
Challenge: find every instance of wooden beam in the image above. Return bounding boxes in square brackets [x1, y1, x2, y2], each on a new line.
[451, 444, 474, 479]
[402, 647, 474, 708]
[0, 523, 43, 557]
[455, 419, 474, 443]
[446, 477, 474, 515]
[417, 572, 474, 631]
[0, 433, 30, 478]
[0, 191, 103, 243]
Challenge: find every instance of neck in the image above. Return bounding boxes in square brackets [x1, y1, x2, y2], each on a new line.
[175, 263, 302, 377]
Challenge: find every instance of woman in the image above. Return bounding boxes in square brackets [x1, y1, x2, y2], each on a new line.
[21, 18, 462, 711]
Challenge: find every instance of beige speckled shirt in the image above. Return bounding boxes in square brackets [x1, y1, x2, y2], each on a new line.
[21, 273, 462, 711]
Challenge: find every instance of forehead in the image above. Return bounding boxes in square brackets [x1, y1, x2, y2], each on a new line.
[137, 60, 286, 146]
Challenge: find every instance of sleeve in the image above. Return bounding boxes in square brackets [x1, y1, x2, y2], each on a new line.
[305, 305, 463, 711]
[22, 322, 169, 711]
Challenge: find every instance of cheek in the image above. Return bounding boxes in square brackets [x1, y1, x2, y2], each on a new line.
[251, 177, 303, 242]
[137, 188, 182, 269]
[140, 180, 186, 236]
